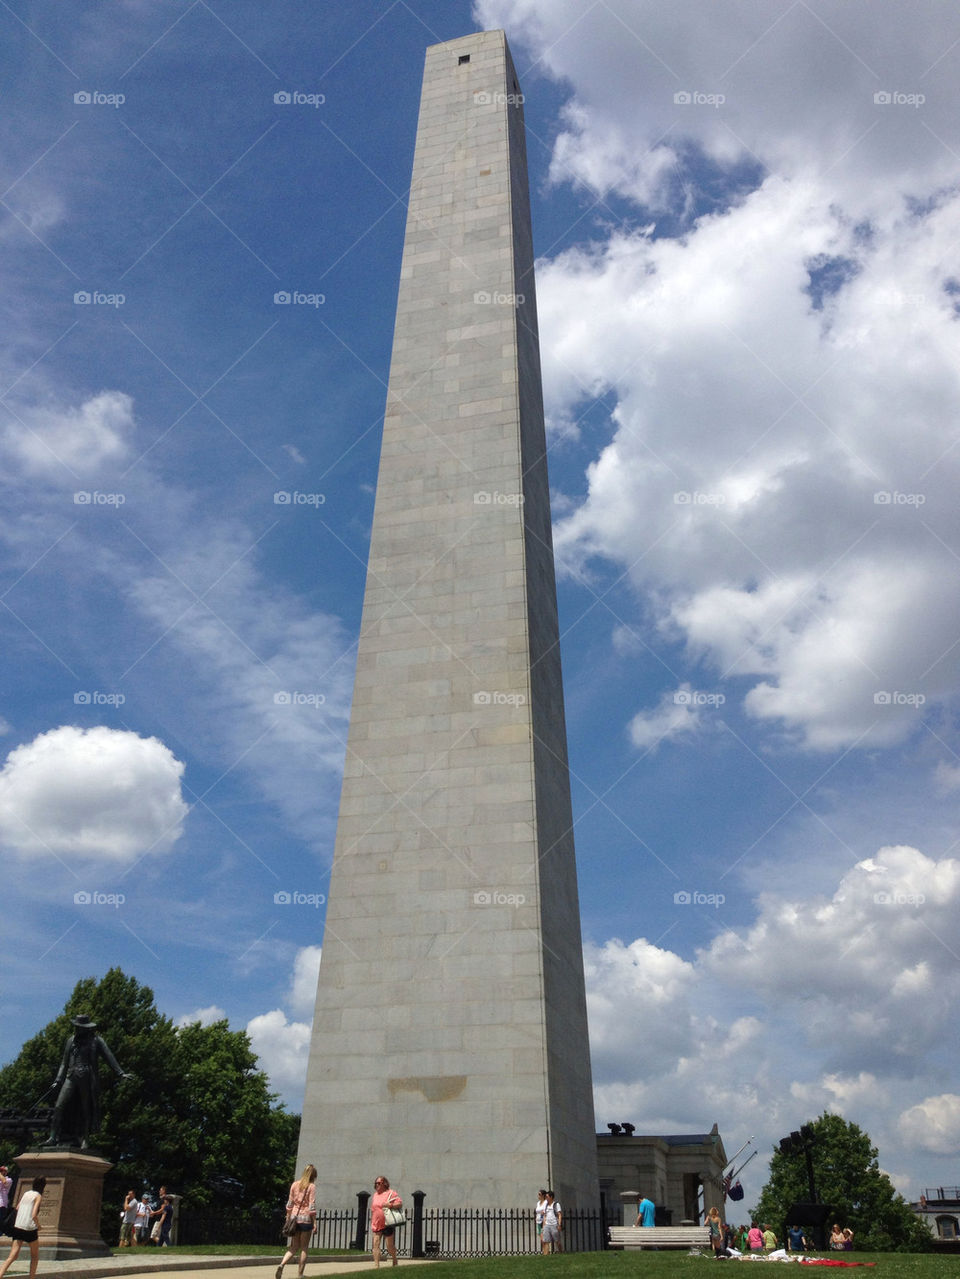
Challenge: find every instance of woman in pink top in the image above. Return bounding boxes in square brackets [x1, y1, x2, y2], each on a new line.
[276, 1164, 316, 1279]
[747, 1222, 764, 1251]
[370, 1175, 402, 1268]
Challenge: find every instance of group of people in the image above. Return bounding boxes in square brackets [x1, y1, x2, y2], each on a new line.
[830, 1224, 855, 1250]
[535, 1189, 564, 1254]
[119, 1187, 173, 1248]
[276, 1166, 404, 1278]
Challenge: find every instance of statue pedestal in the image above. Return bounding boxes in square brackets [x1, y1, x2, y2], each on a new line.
[14, 1150, 112, 1259]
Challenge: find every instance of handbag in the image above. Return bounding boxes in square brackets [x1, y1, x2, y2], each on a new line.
[281, 1215, 297, 1237]
[383, 1205, 405, 1228]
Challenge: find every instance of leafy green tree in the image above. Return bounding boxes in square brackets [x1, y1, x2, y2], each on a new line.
[0, 969, 300, 1239]
[752, 1112, 931, 1252]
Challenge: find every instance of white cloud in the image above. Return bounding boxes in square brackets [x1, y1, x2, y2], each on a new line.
[470, 4, 960, 755]
[475, 1, 960, 209]
[0, 725, 188, 861]
[246, 1008, 311, 1105]
[534, 176, 960, 751]
[627, 685, 704, 750]
[583, 845, 960, 1199]
[4, 390, 134, 476]
[176, 1005, 227, 1028]
[289, 945, 321, 1018]
[898, 1094, 960, 1155]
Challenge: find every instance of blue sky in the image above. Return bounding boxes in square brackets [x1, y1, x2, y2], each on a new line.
[3, 0, 960, 1208]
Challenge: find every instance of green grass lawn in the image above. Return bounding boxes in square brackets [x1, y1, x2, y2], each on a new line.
[389, 1253, 958, 1279]
[166, 1246, 955, 1279]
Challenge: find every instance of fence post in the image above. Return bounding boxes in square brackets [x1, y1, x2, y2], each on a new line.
[353, 1191, 370, 1251]
[411, 1190, 426, 1258]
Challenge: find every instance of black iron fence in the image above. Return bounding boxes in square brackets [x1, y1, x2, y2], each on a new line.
[418, 1207, 604, 1256]
[176, 1199, 604, 1255]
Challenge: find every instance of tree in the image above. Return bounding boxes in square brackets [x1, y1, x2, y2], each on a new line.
[752, 1113, 931, 1252]
[0, 969, 300, 1239]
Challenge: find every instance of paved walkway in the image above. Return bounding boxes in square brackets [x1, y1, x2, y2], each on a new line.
[0, 1256, 428, 1279]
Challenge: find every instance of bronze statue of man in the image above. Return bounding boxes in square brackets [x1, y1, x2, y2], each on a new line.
[45, 1014, 129, 1149]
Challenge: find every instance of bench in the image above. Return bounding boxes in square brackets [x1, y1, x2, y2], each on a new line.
[608, 1225, 712, 1250]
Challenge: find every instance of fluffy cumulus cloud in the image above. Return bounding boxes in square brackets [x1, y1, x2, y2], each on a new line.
[289, 945, 322, 1018]
[246, 1008, 312, 1105]
[898, 1094, 960, 1156]
[584, 846, 960, 1195]
[538, 182, 960, 750]
[0, 725, 188, 860]
[473, 0, 960, 753]
[176, 1004, 227, 1028]
[475, 0, 960, 208]
[3, 390, 135, 476]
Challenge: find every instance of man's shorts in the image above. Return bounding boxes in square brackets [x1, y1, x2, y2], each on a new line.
[542, 1223, 560, 1245]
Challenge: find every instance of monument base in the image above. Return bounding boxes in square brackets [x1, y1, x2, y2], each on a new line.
[13, 1149, 113, 1259]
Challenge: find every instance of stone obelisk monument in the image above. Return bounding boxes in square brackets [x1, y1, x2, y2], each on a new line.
[298, 29, 598, 1211]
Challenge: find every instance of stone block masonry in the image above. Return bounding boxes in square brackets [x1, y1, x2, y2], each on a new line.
[297, 29, 599, 1213]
